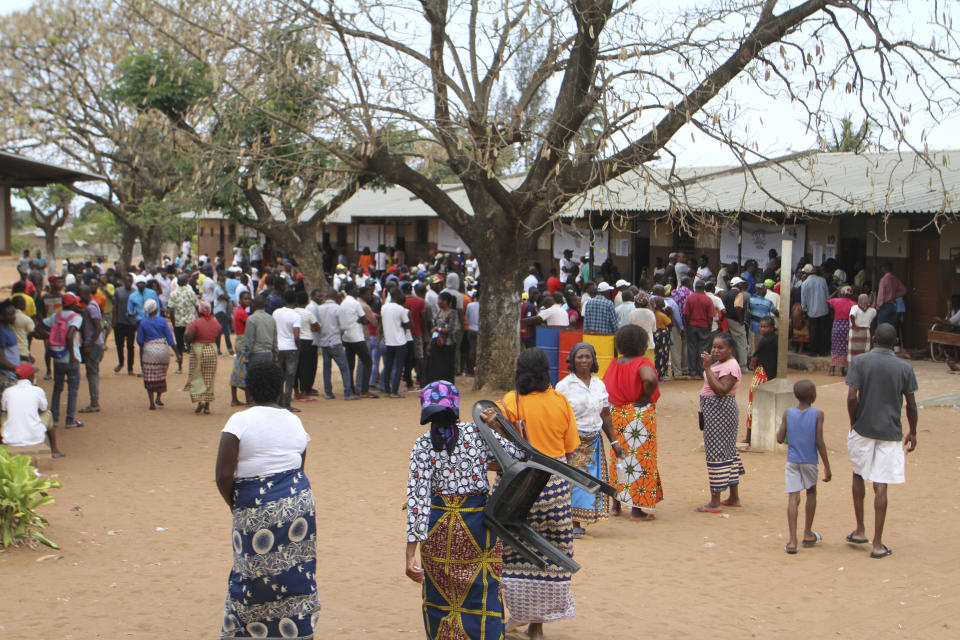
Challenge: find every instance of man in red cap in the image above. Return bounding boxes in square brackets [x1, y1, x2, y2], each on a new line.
[41, 293, 84, 429]
[38, 273, 65, 380]
[0, 361, 64, 457]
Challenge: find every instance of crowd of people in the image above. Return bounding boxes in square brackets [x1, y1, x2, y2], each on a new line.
[0, 242, 926, 640]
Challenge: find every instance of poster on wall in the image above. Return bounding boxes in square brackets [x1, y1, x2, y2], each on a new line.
[437, 221, 470, 252]
[552, 224, 610, 264]
[720, 220, 806, 266]
[356, 224, 381, 251]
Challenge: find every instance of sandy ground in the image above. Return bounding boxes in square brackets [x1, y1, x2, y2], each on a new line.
[1, 259, 959, 639]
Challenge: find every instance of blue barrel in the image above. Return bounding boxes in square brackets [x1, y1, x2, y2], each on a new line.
[536, 327, 560, 385]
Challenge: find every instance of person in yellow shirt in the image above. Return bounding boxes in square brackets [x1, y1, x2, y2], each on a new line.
[11, 282, 36, 319]
[93, 277, 115, 343]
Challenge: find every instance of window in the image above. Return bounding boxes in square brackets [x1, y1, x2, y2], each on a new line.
[416, 219, 428, 244]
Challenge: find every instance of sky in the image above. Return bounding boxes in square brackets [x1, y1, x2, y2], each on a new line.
[0, 0, 35, 15]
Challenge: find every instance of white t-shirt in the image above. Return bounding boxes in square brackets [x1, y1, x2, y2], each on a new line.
[221, 406, 310, 478]
[272, 307, 302, 351]
[1, 380, 48, 447]
[465, 258, 479, 279]
[628, 308, 657, 351]
[523, 274, 539, 293]
[381, 301, 410, 347]
[201, 277, 216, 304]
[339, 296, 366, 343]
[849, 305, 877, 328]
[295, 308, 315, 344]
[559, 257, 576, 283]
[538, 305, 569, 327]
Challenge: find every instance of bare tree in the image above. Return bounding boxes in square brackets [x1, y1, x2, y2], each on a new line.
[137, 0, 959, 388]
[0, 0, 188, 269]
[17, 184, 73, 267]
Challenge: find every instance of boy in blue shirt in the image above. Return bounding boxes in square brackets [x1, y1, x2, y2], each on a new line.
[777, 380, 831, 554]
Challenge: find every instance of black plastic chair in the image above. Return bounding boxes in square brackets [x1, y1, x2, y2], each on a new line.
[472, 399, 618, 573]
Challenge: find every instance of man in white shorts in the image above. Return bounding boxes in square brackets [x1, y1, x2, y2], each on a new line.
[845, 323, 918, 559]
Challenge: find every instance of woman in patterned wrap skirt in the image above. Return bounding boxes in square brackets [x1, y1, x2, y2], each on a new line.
[405, 380, 524, 640]
[696, 333, 745, 513]
[215, 361, 320, 639]
[496, 348, 581, 640]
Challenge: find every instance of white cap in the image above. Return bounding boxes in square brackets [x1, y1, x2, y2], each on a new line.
[802, 264, 814, 274]
[615, 279, 631, 288]
[729, 277, 745, 286]
[597, 282, 614, 293]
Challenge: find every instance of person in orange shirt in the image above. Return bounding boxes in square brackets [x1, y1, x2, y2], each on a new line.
[357, 247, 374, 275]
[496, 348, 579, 639]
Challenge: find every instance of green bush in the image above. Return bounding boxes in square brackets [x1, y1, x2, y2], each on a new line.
[0, 446, 61, 550]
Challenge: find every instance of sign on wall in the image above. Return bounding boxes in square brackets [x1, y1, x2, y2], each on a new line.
[552, 224, 610, 263]
[437, 221, 469, 252]
[720, 220, 805, 266]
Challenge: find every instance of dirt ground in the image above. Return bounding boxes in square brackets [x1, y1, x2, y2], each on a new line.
[1, 259, 959, 639]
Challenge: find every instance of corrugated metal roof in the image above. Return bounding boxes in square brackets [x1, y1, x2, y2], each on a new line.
[0, 150, 105, 187]
[179, 150, 960, 225]
[576, 150, 960, 216]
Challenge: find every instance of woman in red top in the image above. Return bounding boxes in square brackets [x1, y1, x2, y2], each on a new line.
[184, 301, 222, 414]
[827, 285, 857, 375]
[230, 291, 252, 406]
[604, 324, 662, 521]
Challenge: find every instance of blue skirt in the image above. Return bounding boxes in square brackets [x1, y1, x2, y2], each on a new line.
[421, 493, 505, 640]
[569, 431, 610, 524]
[222, 468, 321, 639]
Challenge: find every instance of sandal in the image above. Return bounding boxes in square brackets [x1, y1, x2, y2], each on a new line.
[65, 421, 84, 429]
[802, 532, 822, 547]
[202, 403, 211, 415]
[195, 404, 204, 414]
[785, 543, 798, 555]
[78, 406, 100, 413]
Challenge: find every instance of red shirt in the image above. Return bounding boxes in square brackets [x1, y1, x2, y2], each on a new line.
[233, 305, 249, 335]
[547, 277, 562, 295]
[603, 356, 660, 406]
[683, 292, 716, 328]
[187, 315, 222, 343]
[403, 295, 426, 338]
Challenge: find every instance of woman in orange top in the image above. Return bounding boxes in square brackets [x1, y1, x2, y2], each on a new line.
[357, 247, 374, 275]
[497, 348, 579, 640]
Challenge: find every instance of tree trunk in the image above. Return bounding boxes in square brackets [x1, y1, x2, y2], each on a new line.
[44, 228, 57, 272]
[472, 228, 534, 391]
[287, 230, 327, 294]
[118, 224, 138, 271]
[140, 224, 165, 270]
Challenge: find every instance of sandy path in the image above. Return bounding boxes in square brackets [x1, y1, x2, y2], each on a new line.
[1, 261, 958, 639]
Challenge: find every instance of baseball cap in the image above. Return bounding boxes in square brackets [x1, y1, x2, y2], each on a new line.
[15, 362, 35, 379]
[802, 264, 814, 274]
[729, 277, 745, 286]
[615, 279, 631, 288]
[61, 293, 78, 306]
[597, 282, 614, 293]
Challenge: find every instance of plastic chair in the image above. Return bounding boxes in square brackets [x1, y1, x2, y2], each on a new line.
[471, 400, 617, 572]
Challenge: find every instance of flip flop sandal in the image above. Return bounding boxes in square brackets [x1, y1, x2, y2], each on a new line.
[784, 544, 798, 555]
[65, 421, 84, 429]
[78, 406, 100, 413]
[870, 545, 893, 559]
[695, 505, 722, 513]
[802, 532, 822, 547]
[845, 532, 869, 544]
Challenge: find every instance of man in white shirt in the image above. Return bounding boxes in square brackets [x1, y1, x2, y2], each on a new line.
[339, 281, 375, 397]
[704, 282, 725, 332]
[537, 294, 571, 327]
[311, 288, 358, 400]
[615, 290, 636, 327]
[465, 253, 479, 279]
[559, 249, 578, 284]
[380, 290, 412, 398]
[522, 266, 539, 295]
[271, 289, 301, 410]
[0, 363, 63, 457]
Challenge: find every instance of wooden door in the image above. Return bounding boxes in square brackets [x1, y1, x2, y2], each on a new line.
[906, 236, 941, 349]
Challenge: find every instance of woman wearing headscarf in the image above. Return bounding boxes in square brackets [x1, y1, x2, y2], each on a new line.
[697, 333, 744, 512]
[184, 300, 222, 414]
[216, 361, 320, 639]
[405, 381, 523, 640]
[848, 293, 876, 359]
[496, 348, 580, 640]
[603, 325, 662, 521]
[555, 343, 624, 535]
[135, 298, 176, 410]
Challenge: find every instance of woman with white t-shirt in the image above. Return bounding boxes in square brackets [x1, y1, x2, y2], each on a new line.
[215, 361, 321, 639]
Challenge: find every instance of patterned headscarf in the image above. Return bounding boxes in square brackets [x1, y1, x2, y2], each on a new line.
[420, 380, 460, 453]
[144, 298, 158, 315]
[197, 300, 212, 317]
[566, 342, 598, 373]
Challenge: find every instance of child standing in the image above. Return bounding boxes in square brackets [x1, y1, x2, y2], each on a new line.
[777, 379, 831, 554]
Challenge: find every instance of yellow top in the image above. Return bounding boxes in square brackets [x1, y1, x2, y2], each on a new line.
[12, 292, 35, 318]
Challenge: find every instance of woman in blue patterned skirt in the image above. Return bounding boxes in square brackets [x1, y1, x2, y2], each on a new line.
[216, 361, 320, 639]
